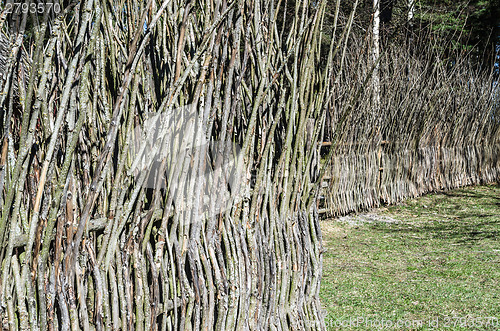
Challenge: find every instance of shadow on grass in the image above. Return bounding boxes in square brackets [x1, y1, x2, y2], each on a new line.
[441, 184, 500, 200]
[375, 221, 499, 244]
[375, 185, 500, 244]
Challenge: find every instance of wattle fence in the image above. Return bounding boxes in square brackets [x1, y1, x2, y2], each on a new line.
[323, 144, 500, 216]
[321, 36, 500, 216]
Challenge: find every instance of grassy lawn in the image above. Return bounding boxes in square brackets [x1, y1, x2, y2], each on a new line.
[320, 184, 500, 330]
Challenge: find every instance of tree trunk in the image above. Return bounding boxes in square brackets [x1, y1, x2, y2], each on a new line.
[408, 0, 415, 23]
[373, 0, 381, 115]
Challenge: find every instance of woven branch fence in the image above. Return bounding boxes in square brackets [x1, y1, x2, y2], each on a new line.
[322, 33, 500, 216]
[0, 0, 352, 329]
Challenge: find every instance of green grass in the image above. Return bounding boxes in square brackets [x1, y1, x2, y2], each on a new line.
[320, 185, 500, 330]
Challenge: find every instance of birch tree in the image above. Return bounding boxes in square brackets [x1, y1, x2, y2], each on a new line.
[372, 0, 381, 115]
[408, 0, 415, 23]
